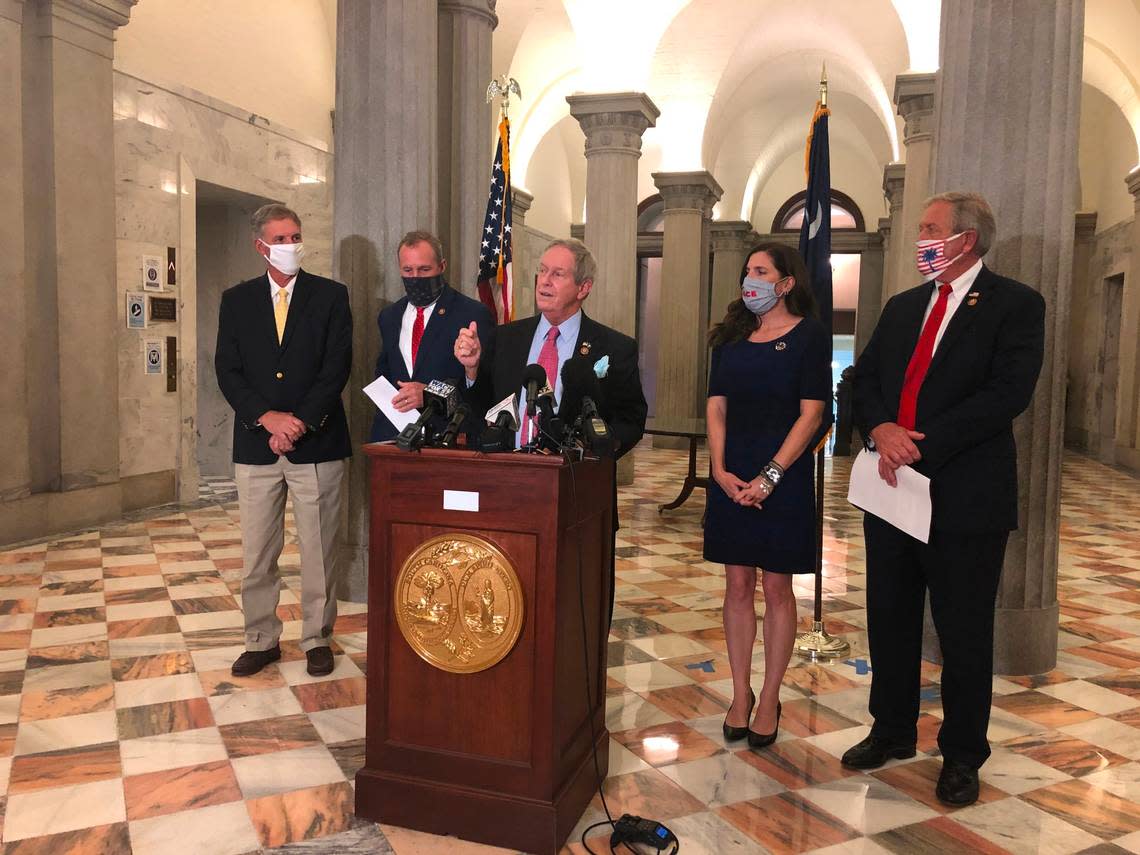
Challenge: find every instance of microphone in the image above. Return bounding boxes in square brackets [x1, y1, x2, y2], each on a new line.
[578, 395, 614, 457]
[522, 363, 547, 419]
[477, 394, 519, 453]
[440, 403, 471, 448]
[395, 379, 459, 451]
[559, 356, 602, 426]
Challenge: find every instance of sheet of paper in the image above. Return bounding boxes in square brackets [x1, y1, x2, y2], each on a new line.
[362, 376, 420, 432]
[847, 449, 933, 544]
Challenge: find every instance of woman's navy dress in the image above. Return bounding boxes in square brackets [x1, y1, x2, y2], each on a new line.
[702, 318, 832, 573]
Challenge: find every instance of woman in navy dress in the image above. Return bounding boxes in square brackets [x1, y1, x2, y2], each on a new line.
[705, 242, 830, 748]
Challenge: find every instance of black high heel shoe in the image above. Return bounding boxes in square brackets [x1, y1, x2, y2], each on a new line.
[747, 701, 782, 748]
[722, 690, 755, 741]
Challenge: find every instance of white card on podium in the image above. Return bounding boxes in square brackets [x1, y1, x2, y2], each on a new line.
[443, 490, 479, 512]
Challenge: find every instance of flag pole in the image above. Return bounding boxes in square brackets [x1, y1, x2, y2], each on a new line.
[793, 63, 849, 661]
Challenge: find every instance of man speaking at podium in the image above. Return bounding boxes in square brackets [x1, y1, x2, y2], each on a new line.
[454, 238, 647, 458]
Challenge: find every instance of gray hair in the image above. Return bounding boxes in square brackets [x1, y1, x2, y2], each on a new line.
[544, 238, 597, 286]
[250, 203, 302, 238]
[923, 192, 995, 257]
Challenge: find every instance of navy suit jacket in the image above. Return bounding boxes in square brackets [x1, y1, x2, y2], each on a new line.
[215, 270, 352, 465]
[369, 284, 494, 442]
[853, 265, 1045, 532]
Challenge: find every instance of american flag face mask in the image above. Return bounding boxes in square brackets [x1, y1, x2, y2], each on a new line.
[915, 233, 965, 278]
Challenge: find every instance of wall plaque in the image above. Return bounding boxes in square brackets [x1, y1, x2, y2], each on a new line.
[149, 296, 177, 322]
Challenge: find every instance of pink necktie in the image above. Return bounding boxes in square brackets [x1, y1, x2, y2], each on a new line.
[525, 325, 560, 444]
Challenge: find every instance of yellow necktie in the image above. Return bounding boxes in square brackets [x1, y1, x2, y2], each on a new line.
[274, 287, 289, 343]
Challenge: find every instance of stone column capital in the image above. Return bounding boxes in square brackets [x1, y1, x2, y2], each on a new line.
[882, 162, 906, 211]
[652, 170, 723, 217]
[1127, 166, 1140, 207]
[709, 219, 754, 252]
[511, 187, 533, 220]
[438, 0, 497, 28]
[894, 72, 936, 145]
[1074, 211, 1098, 241]
[877, 216, 892, 239]
[570, 223, 585, 240]
[28, 0, 136, 57]
[567, 92, 659, 158]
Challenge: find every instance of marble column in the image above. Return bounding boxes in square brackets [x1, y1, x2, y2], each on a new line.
[334, 0, 438, 599]
[509, 187, 536, 320]
[881, 163, 906, 305]
[652, 171, 722, 448]
[1118, 168, 1140, 468]
[567, 92, 659, 337]
[0, 0, 29, 502]
[858, 217, 892, 358]
[437, 0, 496, 294]
[709, 220, 754, 325]
[24, 0, 134, 495]
[855, 235, 886, 360]
[931, 0, 1083, 675]
[890, 73, 936, 301]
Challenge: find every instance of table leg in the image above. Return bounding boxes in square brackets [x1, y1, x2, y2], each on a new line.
[659, 436, 700, 512]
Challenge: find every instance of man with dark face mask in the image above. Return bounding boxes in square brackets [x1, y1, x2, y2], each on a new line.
[369, 231, 494, 442]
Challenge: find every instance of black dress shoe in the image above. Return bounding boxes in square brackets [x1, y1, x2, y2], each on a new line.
[231, 645, 281, 677]
[747, 701, 781, 749]
[841, 734, 916, 769]
[936, 760, 980, 806]
[306, 646, 335, 676]
[723, 690, 755, 741]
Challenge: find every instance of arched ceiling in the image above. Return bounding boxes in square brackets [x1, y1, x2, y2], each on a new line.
[492, 0, 1140, 232]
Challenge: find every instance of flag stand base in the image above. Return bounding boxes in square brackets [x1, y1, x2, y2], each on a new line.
[794, 621, 850, 661]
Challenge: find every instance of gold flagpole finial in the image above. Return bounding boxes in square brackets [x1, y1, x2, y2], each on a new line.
[820, 63, 828, 108]
[486, 75, 522, 119]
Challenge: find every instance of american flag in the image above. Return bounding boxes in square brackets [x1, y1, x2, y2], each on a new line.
[476, 117, 514, 324]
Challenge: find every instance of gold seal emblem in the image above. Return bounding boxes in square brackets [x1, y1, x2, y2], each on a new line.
[394, 534, 524, 674]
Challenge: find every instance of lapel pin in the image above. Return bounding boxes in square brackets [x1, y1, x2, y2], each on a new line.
[967, 298, 978, 306]
[579, 342, 592, 355]
[438, 307, 446, 316]
[775, 341, 787, 351]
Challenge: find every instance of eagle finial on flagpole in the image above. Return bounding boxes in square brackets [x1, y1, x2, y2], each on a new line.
[486, 75, 522, 119]
[819, 62, 828, 108]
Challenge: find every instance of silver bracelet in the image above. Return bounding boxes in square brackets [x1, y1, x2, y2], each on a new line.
[760, 461, 784, 487]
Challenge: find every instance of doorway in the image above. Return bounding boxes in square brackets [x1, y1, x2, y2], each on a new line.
[1097, 274, 1124, 463]
[195, 182, 274, 476]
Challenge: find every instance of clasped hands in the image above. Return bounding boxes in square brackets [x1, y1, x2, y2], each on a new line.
[869, 422, 926, 487]
[714, 468, 771, 509]
[260, 410, 305, 456]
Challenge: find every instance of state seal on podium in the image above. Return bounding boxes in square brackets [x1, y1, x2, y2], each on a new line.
[394, 534, 524, 674]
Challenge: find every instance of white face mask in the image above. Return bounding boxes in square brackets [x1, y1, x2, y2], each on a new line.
[259, 240, 305, 276]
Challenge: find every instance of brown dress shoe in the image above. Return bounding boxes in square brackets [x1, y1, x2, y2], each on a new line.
[231, 645, 281, 677]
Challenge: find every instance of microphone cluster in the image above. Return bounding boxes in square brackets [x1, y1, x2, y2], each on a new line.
[394, 359, 614, 458]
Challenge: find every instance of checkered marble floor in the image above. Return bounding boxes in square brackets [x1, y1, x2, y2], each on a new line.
[0, 446, 1139, 854]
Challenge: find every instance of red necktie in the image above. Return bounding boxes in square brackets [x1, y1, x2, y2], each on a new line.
[897, 282, 953, 430]
[525, 326, 560, 444]
[410, 306, 425, 368]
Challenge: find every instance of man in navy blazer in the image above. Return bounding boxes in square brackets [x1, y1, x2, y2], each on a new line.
[369, 231, 493, 442]
[844, 192, 1045, 807]
[215, 203, 352, 680]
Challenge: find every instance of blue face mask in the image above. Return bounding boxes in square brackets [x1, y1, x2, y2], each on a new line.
[741, 276, 785, 316]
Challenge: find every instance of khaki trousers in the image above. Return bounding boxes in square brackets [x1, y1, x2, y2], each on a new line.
[234, 457, 346, 652]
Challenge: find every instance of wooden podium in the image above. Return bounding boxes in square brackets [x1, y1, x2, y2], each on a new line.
[356, 444, 613, 855]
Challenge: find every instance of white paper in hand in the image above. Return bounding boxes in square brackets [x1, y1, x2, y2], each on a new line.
[363, 376, 420, 433]
[847, 449, 932, 543]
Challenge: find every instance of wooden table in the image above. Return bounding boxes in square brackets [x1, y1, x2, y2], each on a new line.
[643, 417, 708, 513]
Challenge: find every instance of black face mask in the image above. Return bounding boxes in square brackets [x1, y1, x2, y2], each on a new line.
[402, 274, 445, 307]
